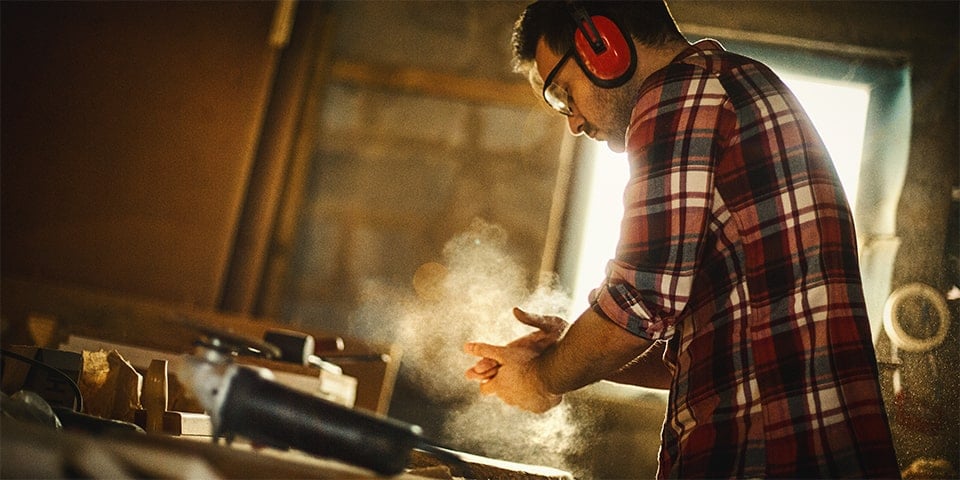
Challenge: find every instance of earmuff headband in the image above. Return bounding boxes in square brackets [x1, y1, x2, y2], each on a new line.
[567, 3, 637, 88]
[570, 4, 605, 54]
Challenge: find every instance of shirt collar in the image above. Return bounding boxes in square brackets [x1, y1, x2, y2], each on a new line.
[669, 38, 727, 64]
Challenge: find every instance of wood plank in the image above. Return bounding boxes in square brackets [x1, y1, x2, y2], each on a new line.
[329, 60, 540, 108]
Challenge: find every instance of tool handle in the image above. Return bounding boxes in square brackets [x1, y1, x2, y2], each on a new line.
[219, 366, 422, 475]
[264, 329, 345, 365]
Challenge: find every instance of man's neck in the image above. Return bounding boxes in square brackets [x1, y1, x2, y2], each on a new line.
[633, 40, 692, 85]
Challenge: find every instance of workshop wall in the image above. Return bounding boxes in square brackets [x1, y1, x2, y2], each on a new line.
[278, 2, 958, 478]
[281, 1, 563, 333]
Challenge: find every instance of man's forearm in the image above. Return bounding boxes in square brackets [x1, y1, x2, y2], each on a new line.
[603, 341, 672, 389]
[536, 307, 654, 394]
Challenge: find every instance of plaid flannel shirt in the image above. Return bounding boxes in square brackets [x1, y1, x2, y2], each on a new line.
[590, 40, 900, 478]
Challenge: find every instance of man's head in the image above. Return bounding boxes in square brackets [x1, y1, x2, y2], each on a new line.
[512, 1, 685, 152]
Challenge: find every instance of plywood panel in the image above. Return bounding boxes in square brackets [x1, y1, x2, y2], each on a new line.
[1, 1, 281, 307]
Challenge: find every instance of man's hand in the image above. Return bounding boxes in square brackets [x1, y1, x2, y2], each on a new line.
[465, 307, 568, 381]
[463, 308, 568, 413]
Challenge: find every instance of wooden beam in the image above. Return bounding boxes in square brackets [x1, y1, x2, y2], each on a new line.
[329, 60, 541, 108]
[220, 2, 326, 315]
[679, 22, 910, 62]
[257, 8, 339, 320]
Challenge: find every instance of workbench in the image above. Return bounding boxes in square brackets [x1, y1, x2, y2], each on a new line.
[1, 278, 573, 479]
[2, 415, 573, 479]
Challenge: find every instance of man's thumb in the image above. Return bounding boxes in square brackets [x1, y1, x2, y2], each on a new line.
[513, 307, 567, 333]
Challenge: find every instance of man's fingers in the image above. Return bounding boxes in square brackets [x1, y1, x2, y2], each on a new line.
[477, 378, 498, 396]
[465, 357, 500, 380]
[466, 366, 499, 381]
[512, 307, 568, 333]
[472, 357, 500, 374]
[463, 342, 505, 363]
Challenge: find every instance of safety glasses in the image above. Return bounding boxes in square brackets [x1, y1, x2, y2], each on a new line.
[541, 48, 575, 117]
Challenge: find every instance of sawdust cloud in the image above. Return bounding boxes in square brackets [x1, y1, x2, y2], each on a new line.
[349, 219, 595, 475]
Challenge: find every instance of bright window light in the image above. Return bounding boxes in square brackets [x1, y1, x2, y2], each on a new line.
[778, 73, 871, 211]
[568, 76, 871, 316]
[568, 143, 630, 316]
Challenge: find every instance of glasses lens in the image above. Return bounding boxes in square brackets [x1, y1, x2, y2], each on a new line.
[540, 49, 574, 117]
[544, 83, 573, 116]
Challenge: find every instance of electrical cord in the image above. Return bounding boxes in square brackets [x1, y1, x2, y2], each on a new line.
[0, 348, 84, 413]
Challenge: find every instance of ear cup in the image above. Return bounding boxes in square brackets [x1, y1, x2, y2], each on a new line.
[573, 15, 637, 88]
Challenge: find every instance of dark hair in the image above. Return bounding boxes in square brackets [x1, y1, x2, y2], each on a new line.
[511, 1, 684, 73]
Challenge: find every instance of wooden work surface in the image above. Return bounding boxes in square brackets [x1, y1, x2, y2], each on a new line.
[3, 417, 416, 479]
[1, 277, 575, 479]
[2, 417, 573, 480]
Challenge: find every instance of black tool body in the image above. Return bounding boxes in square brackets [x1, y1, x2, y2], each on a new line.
[219, 366, 422, 475]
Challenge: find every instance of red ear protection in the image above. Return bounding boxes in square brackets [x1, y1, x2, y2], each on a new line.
[571, 10, 637, 88]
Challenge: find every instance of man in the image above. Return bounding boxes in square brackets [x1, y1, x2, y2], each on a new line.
[464, 1, 901, 478]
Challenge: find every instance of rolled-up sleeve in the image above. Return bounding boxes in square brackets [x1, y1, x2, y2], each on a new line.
[590, 63, 730, 341]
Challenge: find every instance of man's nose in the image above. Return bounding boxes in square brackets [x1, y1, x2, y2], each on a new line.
[566, 112, 586, 136]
